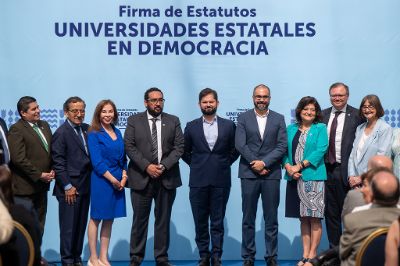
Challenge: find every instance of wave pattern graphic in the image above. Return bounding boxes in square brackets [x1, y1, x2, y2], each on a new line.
[0, 109, 64, 131]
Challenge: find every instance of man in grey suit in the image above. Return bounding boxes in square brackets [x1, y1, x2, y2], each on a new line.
[340, 168, 400, 266]
[8, 96, 54, 234]
[235, 84, 287, 266]
[124, 87, 184, 266]
[322, 82, 364, 248]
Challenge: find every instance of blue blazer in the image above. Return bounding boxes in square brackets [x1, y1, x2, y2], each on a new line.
[182, 116, 239, 188]
[235, 109, 287, 179]
[283, 123, 328, 181]
[348, 118, 393, 177]
[52, 120, 92, 196]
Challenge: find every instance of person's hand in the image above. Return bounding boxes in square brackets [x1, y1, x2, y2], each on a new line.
[250, 160, 265, 172]
[111, 178, 122, 190]
[146, 164, 163, 178]
[40, 172, 55, 183]
[348, 176, 362, 188]
[258, 169, 270, 176]
[292, 172, 302, 180]
[65, 186, 78, 205]
[120, 175, 127, 190]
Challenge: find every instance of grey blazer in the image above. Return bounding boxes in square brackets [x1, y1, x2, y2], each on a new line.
[340, 205, 400, 266]
[348, 118, 393, 177]
[124, 111, 184, 190]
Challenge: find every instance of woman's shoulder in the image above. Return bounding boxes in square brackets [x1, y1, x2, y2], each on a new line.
[312, 122, 327, 130]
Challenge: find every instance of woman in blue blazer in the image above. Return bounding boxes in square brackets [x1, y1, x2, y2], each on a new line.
[348, 95, 393, 188]
[87, 100, 127, 266]
[283, 96, 328, 265]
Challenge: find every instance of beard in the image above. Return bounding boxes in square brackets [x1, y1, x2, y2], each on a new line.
[147, 106, 163, 117]
[253, 101, 269, 111]
[201, 107, 217, 116]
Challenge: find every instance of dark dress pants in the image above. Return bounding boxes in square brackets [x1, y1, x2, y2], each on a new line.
[241, 178, 280, 262]
[14, 192, 48, 237]
[189, 186, 230, 259]
[130, 179, 176, 264]
[324, 163, 348, 248]
[57, 194, 90, 264]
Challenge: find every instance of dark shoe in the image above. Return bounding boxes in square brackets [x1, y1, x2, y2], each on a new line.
[198, 257, 210, 266]
[156, 261, 173, 266]
[243, 260, 254, 266]
[130, 262, 141, 266]
[74, 260, 83, 266]
[62, 264, 74, 266]
[266, 258, 278, 266]
[211, 257, 221, 266]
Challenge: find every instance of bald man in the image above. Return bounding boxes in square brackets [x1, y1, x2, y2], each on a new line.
[341, 155, 393, 218]
[340, 169, 400, 266]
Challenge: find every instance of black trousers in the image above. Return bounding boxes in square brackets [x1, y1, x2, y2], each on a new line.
[130, 179, 176, 264]
[190, 186, 230, 259]
[325, 163, 348, 248]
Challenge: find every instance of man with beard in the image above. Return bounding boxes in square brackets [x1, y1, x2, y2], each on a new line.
[124, 87, 184, 266]
[235, 84, 287, 266]
[182, 88, 239, 266]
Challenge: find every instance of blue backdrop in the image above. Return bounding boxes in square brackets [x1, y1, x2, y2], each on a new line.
[1, 0, 400, 261]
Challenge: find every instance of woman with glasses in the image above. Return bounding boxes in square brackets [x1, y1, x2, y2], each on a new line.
[348, 94, 393, 188]
[87, 99, 127, 266]
[283, 96, 328, 266]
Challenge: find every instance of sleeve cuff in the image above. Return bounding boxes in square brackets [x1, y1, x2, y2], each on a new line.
[64, 184, 72, 190]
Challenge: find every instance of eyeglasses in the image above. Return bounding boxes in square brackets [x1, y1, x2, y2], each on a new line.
[147, 98, 165, 104]
[68, 109, 85, 114]
[330, 94, 347, 99]
[253, 95, 270, 100]
[361, 105, 375, 110]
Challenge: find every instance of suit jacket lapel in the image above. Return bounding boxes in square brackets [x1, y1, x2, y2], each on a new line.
[250, 111, 263, 141]
[65, 121, 86, 153]
[196, 117, 211, 151]
[358, 120, 380, 162]
[22, 120, 47, 153]
[141, 112, 153, 145]
[322, 108, 332, 124]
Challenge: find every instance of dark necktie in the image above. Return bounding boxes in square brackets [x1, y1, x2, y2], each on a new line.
[328, 111, 342, 164]
[33, 124, 49, 152]
[151, 118, 158, 164]
[75, 126, 87, 154]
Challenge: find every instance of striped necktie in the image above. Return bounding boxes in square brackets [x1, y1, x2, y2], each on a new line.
[151, 118, 158, 164]
[33, 124, 49, 152]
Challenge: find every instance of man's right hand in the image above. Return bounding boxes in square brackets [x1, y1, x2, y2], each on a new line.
[146, 164, 163, 178]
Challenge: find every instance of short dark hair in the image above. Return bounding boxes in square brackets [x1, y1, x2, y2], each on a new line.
[359, 94, 385, 118]
[63, 96, 86, 111]
[144, 87, 163, 101]
[253, 84, 270, 95]
[329, 82, 349, 95]
[89, 99, 118, 132]
[198, 88, 218, 102]
[371, 168, 400, 207]
[17, 96, 36, 116]
[295, 96, 322, 123]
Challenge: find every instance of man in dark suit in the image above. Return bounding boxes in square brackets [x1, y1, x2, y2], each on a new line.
[0, 117, 10, 165]
[51, 97, 91, 266]
[182, 88, 239, 266]
[8, 96, 54, 235]
[322, 82, 364, 248]
[124, 87, 184, 266]
[235, 84, 287, 266]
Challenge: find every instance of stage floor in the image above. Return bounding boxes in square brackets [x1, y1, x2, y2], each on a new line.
[52, 261, 297, 266]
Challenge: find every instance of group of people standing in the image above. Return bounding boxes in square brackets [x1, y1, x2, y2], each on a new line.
[0, 82, 398, 266]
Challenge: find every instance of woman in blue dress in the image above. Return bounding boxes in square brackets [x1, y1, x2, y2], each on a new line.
[87, 99, 127, 266]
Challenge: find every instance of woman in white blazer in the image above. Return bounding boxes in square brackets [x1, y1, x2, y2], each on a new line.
[348, 94, 393, 188]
